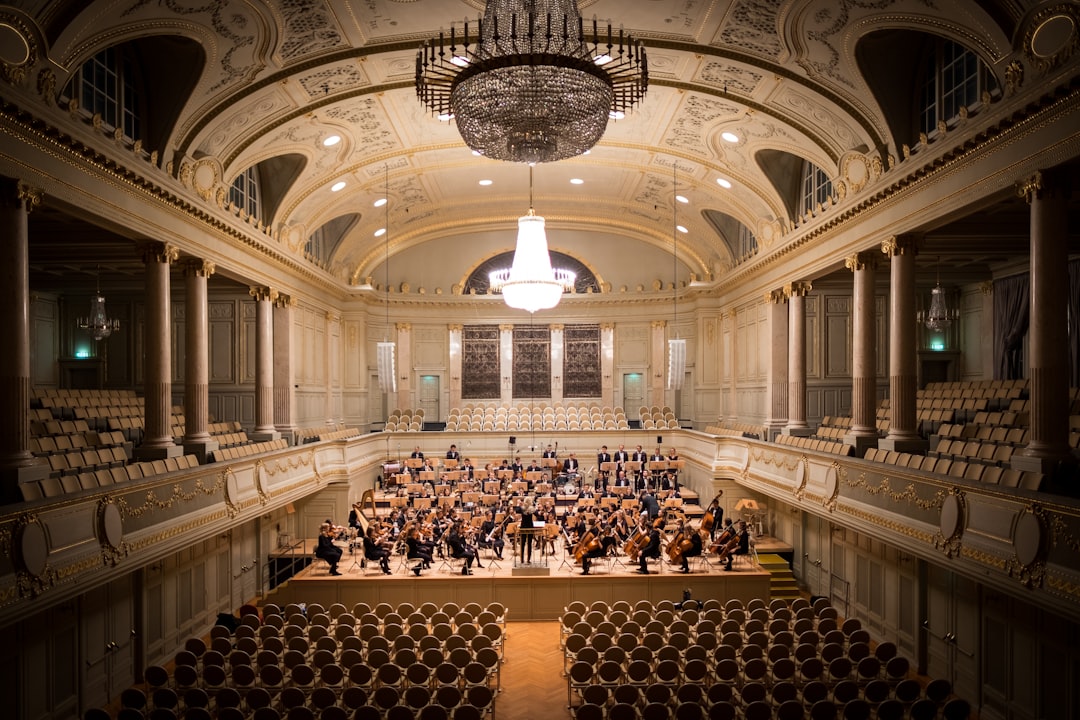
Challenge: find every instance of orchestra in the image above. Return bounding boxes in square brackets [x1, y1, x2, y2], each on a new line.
[318, 444, 760, 579]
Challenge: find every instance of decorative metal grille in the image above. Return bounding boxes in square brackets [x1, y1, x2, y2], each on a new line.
[462, 325, 501, 399]
[563, 324, 601, 398]
[512, 325, 551, 399]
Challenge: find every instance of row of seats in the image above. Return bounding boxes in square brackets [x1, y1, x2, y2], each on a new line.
[30, 429, 128, 456]
[774, 434, 854, 457]
[704, 422, 767, 441]
[297, 425, 360, 443]
[91, 600, 508, 720]
[212, 439, 290, 462]
[19, 455, 200, 502]
[862, 448, 1043, 489]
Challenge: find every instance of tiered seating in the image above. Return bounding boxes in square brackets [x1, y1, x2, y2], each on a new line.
[212, 438, 289, 462]
[385, 408, 424, 432]
[297, 425, 362, 443]
[639, 406, 679, 430]
[862, 447, 1043, 490]
[562, 597, 971, 720]
[704, 420, 767, 441]
[94, 600, 507, 720]
[444, 403, 629, 432]
[775, 433, 855, 457]
[19, 454, 200, 502]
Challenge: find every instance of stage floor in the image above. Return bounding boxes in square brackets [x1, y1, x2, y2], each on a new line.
[269, 544, 774, 621]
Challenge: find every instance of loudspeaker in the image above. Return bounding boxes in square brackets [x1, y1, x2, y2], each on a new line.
[509, 436, 516, 445]
[657, 435, 663, 445]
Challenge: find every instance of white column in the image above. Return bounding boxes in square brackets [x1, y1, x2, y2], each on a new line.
[550, 324, 564, 404]
[650, 320, 666, 408]
[600, 323, 615, 408]
[137, 242, 182, 459]
[843, 251, 879, 455]
[784, 282, 812, 436]
[764, 290, 788, 440]
[448, 324, 463, 410]
[499, 323, 514, 405]
[395, 322, 412, 412]
[249, 286, 280, 441]
[273, 294, 297, 443]
[725, 310, 738, 422]
[182, 259, 217, 462]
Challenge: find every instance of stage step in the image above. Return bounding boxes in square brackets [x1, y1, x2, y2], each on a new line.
[758, 553, 800, 600]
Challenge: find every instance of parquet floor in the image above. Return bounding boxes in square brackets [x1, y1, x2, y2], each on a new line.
[497, 621, 572, 719]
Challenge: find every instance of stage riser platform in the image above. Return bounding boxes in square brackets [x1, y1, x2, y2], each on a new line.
[270, 570, 771, 621]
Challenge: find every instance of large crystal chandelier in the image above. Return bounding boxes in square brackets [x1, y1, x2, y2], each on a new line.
[416, 0, 648, 164]
[489, 167, 575, 313]
[919, 260, 958, 332]
[78, 272, 119, 341]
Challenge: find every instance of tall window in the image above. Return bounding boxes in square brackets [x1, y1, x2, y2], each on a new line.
[920, 39, 999, 136]
[799, 161, 832, 216]
[229, 166, 260, 219]
[305, 226, 326, 265]
[69, 47, 141, 141]
[736, 223, 758, 262]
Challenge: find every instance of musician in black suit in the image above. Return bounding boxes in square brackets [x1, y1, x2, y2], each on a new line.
[445, 444, 460, 460]
[405, 525, 432, 575]
[562, 454, 580, 475]
[315, 523, 343, 576]
[410, 447, 424, 460]
[460, 458, 475, 480]
[596, 446, 612, 491]
[721, 520, 750, 571]
[637, 520, 664, 574]
[578, 519, 606, 576]
[614, 444, 630, 465]
[447, 520, 479, 575]
[542, 445, 558, 459]
[518, 498, 537, 563]
[510, 456, 524, 476]
[478, 509, 505, 560]
[632, 445, 649, 491]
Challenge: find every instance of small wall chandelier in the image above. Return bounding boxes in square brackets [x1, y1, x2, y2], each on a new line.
[919, 259, 959, 332]
[416, 0, 648, 164]
[489, 166, 575, 313]
[78, 271, 119, 341]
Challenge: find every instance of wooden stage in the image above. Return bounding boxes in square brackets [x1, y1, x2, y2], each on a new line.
[269, 544, 773, 621]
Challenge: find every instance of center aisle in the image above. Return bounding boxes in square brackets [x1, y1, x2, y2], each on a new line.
[496, 621, 570, 719]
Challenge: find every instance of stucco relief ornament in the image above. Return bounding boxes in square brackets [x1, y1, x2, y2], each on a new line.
[932, 488, 965, 558]
[793, 457, 809, 501]
[822, 463, 841, 511]
[98, 497, 128, 566]
[15, 513, 57, 597]
[1006, 504, 1049, 588]
[222, 467, 241, 518]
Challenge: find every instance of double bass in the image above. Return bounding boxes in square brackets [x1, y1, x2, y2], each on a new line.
[701, 492, 723, 536]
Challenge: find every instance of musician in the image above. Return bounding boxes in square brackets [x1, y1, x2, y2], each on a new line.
[525, 459, 543, 475]
[461, 458, 475, 480]
[639, 490, 661, 520]
[478, 509, 506, 560]
[347, 504, 362, 531]
[562, 453, 580, 476]
[421, 457, 436, 473]
[614, 444, 630, 467]
[578, 520, 606, 576]
[637, 519, 665, 574]
[720, 520, 750, 571]
[596, 445, 612, 491]
[518, 497, 537, 564]
[632, 445, 649, 491]
[510, 456, 524, 476]
[410, 446, 425, 460]
[542, 445, 558, 459]
[667, 447, 681, 492]
[613, 469, 631, 488]
[705, 496, 724, 540]
[406, 525, 433, 575]
[447, 519, 479, 575]
[445, 444, 460, 460]
[362, 525, 392, 575]
[677, 521, 704, 573]
[324, 517, 347, 541]
[315, 523, 343, 576]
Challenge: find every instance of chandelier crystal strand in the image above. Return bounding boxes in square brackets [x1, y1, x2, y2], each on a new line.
[489, 166, 575, 313]
[417, 0, 648, 164]
[78, 270, 120, 341]
[921, 258, 957, 332]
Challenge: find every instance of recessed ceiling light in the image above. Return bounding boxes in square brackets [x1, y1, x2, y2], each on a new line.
[721, 131, 739, 143]
[676, 195, 689, 204]
[570, 178, 584, 185]
[331, 181, 346, 192]
[677, 225, 688, 234]
[323, 135, 341, 147]
[479, 179, 493, 186]
[374, 228, 386, 237]
[716, 177, 732, 189]
[374, 198, 388, 207]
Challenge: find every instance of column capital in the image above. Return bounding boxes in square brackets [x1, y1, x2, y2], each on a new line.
[979, 281, 994, 295]
[326, 310, 340, 322]
[14, 181, 42, 212]
[182, 258, 216, 278]
[1018, 168, 1071, 203]
[880, 235, 918, 258]
[599, 322, 615, 332]
[650, 320, 667, 329]
[548, 323, 564, 331]
[447, 323, 463, 332]
[142, 241, 179, 265]
[273, 293, 296, 308]
[844, 251, 878, 272]
[764, 289, 787, 304]
[248, 286, 278, 303]
[498, 323, 514, 332]
[395, 322, 411, 332]
[783, 281, 812, 298]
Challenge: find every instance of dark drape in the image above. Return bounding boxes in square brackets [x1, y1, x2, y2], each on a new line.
[994, 273, 1029, 380]
[1069, 259, 1080, 388]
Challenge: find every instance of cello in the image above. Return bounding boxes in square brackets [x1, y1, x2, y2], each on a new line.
[573, 530, 601, 563]
[624, 527, 649, 561]
[666, 524, 694, 564]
